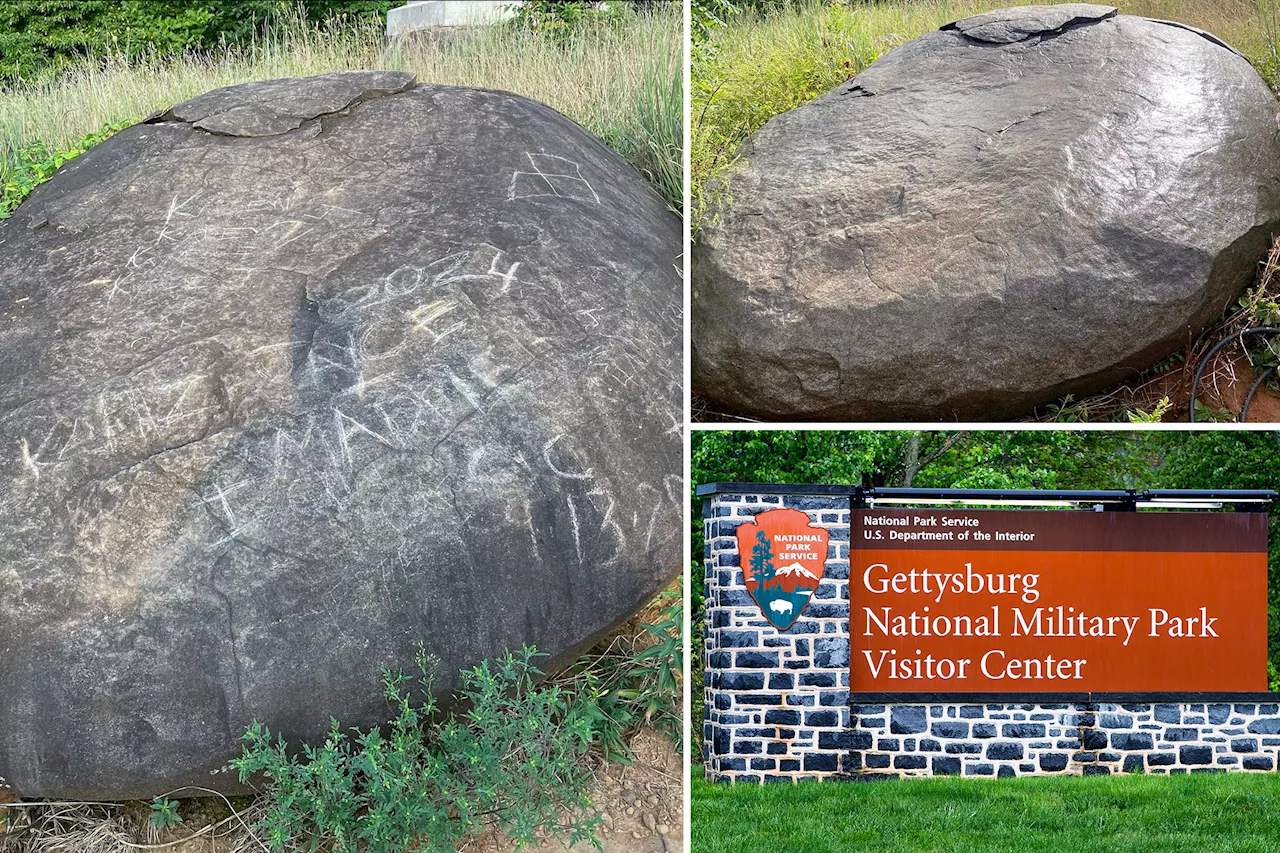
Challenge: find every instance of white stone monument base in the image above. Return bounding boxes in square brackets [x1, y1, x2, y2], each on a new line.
[387, 1, 522, 38]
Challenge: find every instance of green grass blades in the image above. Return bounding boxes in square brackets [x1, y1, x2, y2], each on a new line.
[692, 772, 1280, 853]
[555, 591, 683, 765]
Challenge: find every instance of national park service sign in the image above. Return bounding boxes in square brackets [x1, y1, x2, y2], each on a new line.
[735, 508, 829, 630]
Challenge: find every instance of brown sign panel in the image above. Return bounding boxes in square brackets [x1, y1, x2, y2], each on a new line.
[850, 509, 1268, 693]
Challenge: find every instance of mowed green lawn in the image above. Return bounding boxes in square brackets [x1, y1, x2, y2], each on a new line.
[692, 772, 1280, 852]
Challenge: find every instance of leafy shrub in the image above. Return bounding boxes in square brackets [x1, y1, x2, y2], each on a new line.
[507, 1, 678, 38]
[1127, 397, 1173, 423]
[232, 646, 603, 853]
[511, 1, 629, 38]
[0, 1, 396, 84]
[690, 568, 706, 766]
[691, 0, 740, 42]
[691, 0, 804, 42]
[0, 118, 133, 218]
[628, 599, 683, 741]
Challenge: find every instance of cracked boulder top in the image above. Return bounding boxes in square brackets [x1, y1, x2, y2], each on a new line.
[944, 3, 1116, 44]
[692, 4, 1280, 422]
[0, 72, 681, 800]
[151, 69, 417, 137]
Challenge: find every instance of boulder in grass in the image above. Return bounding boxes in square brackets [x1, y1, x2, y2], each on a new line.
[0, 70, 682, 799]
[692, 5, 1280, 420]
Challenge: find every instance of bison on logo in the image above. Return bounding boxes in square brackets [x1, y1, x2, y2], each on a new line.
[734, 508, 829, 631]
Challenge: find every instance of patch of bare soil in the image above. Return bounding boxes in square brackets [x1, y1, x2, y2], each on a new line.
[1025, 338, 1280, 424]
[1172, 345, 1280, 423]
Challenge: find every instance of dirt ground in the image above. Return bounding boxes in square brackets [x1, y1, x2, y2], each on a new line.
[1047, 346, 1280, 424]
[1174, 351, 1280, 422]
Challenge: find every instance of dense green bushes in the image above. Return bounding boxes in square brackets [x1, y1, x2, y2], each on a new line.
[0, 0, 669, 85]
[0, 1, 395, 83]
[0, 118, 131, 217]
[511, 0, 659, 37]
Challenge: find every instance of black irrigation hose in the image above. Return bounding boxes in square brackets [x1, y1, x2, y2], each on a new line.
[1189, 327, 1280, 423]
[1242, 365, 1277, 424]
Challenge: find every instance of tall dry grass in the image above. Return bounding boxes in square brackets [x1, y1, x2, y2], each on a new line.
[0, 6, 682, 208]
[692, 0, 1280, 230]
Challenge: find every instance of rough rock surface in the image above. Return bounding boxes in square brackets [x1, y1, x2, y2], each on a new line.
[0, 71, 681, 799]
[692, 6, 1280, 420]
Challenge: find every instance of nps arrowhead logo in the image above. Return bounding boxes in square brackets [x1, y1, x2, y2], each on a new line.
[735, 508, 829, 631]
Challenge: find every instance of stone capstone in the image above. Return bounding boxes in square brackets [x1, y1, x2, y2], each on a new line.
[692, 6, 1280, 420]
[945, 3, 1116, 44]
[0, 71, 681, 799]
[156, 70, 417, 137]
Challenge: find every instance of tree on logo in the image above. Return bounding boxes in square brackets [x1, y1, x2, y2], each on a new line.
[750, 530, 775, 588]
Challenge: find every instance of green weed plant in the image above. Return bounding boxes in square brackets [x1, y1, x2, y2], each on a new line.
[232, 646, 602, 853]
[0, 117, 132, 218]
[147, 796, 183, 831]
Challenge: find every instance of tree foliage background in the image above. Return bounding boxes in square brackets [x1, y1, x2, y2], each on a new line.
[0, 0, 396, 82]
[691, 431, 1280, 757]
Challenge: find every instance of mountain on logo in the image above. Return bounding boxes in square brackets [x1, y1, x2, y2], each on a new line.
[775, 561, 818, 580]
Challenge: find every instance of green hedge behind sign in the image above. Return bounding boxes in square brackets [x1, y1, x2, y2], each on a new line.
[0, 0, 396, 82]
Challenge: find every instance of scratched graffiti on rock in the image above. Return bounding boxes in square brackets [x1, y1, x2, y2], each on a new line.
[7, 205, 677, 577]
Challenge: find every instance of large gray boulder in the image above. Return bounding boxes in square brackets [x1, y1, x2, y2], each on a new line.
[692, 5, 1280, 420]
[0, 71, 681, 799]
